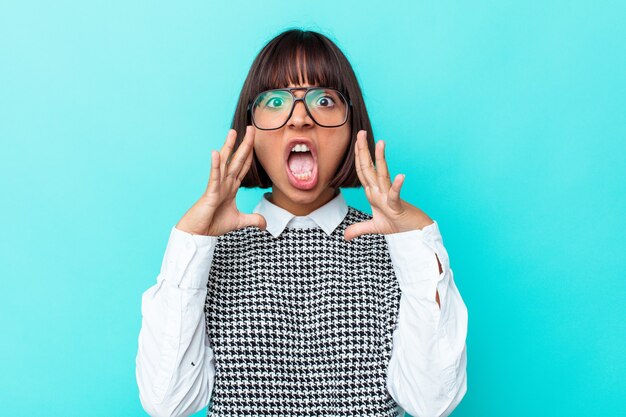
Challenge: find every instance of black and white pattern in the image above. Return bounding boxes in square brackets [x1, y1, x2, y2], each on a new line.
[204, 206, 402, 416]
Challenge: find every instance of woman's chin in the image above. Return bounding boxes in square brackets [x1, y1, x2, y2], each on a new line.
[272, 181, 326, 204]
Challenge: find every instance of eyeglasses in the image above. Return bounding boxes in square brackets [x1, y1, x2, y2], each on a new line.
[247, 86, 352, 130]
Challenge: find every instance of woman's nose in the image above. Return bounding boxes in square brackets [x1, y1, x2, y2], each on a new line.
[288, 99, 314, 128]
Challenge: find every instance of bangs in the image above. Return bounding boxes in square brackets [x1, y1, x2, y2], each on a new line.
[253, 31, 347, 95]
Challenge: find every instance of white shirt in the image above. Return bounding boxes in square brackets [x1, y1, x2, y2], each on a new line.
[136, 190, 468, 417]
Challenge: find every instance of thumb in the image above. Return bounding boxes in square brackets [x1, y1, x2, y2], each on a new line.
[344, 220, 375, 241]
[241, 213, 267, 231]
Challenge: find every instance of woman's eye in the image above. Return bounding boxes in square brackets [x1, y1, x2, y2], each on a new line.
[315, 96, 336, 107]
[265, 97, 284, 108]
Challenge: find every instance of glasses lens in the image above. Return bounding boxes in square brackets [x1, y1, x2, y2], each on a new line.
[252, 90, 293, 129]
[305, 88, 348, 127]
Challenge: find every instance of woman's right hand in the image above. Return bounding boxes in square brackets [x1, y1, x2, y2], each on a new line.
[175, 125, 267, 236]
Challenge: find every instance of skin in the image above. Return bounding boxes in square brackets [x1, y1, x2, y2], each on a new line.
[177, 77, 442, 307]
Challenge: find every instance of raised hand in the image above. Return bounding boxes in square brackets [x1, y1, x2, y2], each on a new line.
[344, 130, 435, 241]
[176, 125, 267, 236]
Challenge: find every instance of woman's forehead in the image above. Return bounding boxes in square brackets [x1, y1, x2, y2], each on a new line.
[286, 82, 315, 88]
[266, 65, 338, 91]
[274, 67, 323, 88]
[281, 73, 314, 88]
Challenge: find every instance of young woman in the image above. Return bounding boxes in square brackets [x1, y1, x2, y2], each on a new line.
[136, 29, 468, 417]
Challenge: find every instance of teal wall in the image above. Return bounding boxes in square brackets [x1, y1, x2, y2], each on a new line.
[1, 1, 624, 416]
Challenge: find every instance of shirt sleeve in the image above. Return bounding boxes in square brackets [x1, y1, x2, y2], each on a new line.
[135, 226, 218, 417]
[383, 220, 468, 417]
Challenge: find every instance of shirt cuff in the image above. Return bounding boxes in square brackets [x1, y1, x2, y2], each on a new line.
[159, 226, 218, 289]
[384, 220, 448, 305]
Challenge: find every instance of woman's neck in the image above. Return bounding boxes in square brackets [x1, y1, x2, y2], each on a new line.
[267, 187, 339, 216]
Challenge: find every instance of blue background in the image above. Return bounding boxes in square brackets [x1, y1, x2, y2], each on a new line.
[1, 1, 624, 416]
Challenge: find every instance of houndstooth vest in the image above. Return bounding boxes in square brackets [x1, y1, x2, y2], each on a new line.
[204, 206, 402, 416]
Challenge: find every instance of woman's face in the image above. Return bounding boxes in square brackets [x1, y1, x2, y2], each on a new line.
[253, 81, 351, 216]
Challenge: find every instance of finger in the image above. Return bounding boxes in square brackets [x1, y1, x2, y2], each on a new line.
[344, 219, 376, 241]
[220, 129, 237, 181]
[226, 125, 255, 181]
[205, 150, 221, 195]
[240, 213, 267, 231]
[387, 173, 405, 211]
[357, 130, 379, 192]
[237, 138, 255, 183]
[353, 131, 369, 189]
[375, 140, 393, 192]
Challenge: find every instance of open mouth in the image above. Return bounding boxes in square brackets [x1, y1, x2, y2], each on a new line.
[284, 139, 319, 190]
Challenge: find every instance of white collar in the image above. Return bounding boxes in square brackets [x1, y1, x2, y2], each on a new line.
[252, 189, 349, 238]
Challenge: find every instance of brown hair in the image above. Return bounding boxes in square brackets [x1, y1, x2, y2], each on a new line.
[231, 28, 375, 189]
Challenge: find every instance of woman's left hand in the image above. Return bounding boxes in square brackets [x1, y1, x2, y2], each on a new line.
[344, 130, 435, 241]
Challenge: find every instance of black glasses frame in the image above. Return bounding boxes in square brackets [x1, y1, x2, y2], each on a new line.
[247, 86, 352, 130]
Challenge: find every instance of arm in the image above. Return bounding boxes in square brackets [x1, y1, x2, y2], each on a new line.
[435, 257, 442, 307]
[136, 226, 218, 417]
[384, 220, 468, 417]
